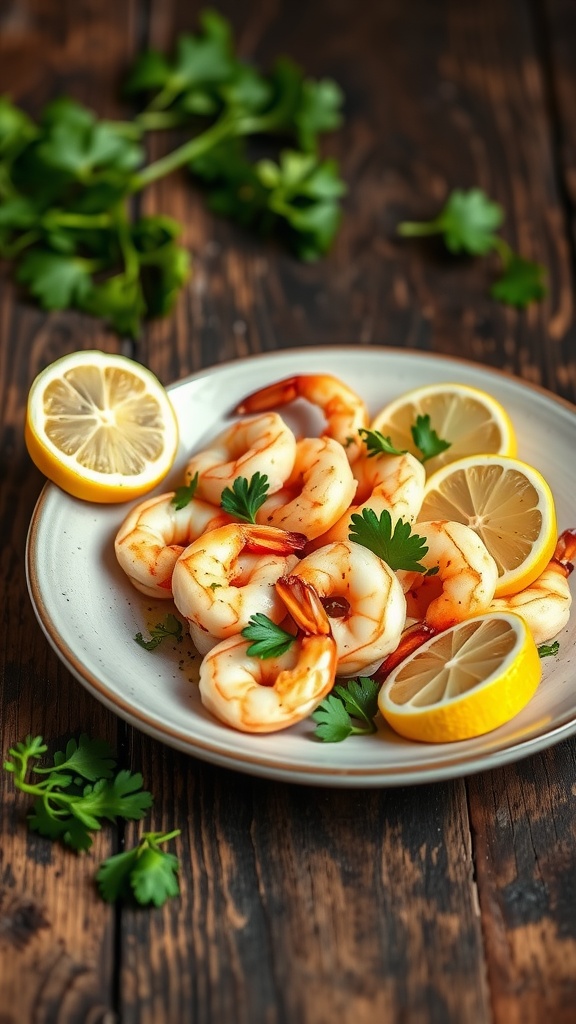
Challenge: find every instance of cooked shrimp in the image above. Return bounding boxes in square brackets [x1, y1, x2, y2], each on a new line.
[184, 413, 296, 505]
[288, 540, 406, 676]
[307, 450, 425, 550]
[172, 523, 306, 642]
[399, 520, 499, 631]
[235, 374, 369, 462]
[490, 528, 576, 644]
[115, 492, 231, 598]
[256, 436, 357, 541]
[198, 576, 337, 733]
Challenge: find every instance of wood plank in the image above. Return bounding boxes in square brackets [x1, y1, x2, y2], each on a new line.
[538, 0, 576, 396]
[468, 741, 576, 1023]
[120, 732, 489, 1024]
[116, 0, 576, 1018]
[0, 1, 138, 1018]
[136, 0, 576, 400]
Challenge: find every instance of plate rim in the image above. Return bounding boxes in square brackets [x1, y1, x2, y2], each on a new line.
[26, 345, 576, 787]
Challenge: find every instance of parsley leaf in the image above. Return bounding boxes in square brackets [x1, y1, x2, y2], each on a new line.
[398, 188, 503, 255]
[538, 641, 560, 658]
[491, 254, 547, 308]
[241, 613, 295, 659]
[411, 414, 451, 463]
[171, 472, 199, 510]
[134, 613, 184, 651]
[359, 427, 407, 458]
[3, 734, 153, 852]
[16, 250, 93, 309]
[220, 473, 269, 523]
[312, 677, 379, 742]
[348, 508, 431, 572]
[34, 734, 116, 781]
[398, 188, 547, 309]
[96, 829, 181, 906]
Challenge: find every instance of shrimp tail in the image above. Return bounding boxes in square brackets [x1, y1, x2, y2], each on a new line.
[373, 623, 437, 684]
[275, 575, 331, 636]
[235, 377, 299, 415]
[242, 524, 307, 555]
[553, 527, 576, 575]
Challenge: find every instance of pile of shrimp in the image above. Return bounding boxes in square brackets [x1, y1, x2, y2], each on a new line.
[115, 373, 575, 735]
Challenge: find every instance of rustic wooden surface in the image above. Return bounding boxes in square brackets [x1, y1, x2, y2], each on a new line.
[1, 0, 576, 1021]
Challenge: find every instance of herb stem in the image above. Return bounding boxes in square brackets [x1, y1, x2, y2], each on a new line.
[397, 220, 441, 237]
[131, 115, 238, 191]
[1, 230, 41, 257]
[491, 235, 514, 266]
[43, 211, 113, 230]
[135, 110, 187, 132]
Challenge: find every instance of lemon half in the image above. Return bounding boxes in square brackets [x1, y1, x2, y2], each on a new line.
[25, 350, 179, 503]
[419, 454, 557, 596]
[379, 612, 541, 743]
[371, 382, 516, 476]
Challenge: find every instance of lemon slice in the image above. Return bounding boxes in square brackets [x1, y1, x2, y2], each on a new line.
[418, 454, 557, 596]
[378, 612, 541, 743]
[370, 382, 516, 475]
[25, 350, 179, 503]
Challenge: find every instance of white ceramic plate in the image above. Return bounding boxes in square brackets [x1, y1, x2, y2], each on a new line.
[26, 347, 576, 787]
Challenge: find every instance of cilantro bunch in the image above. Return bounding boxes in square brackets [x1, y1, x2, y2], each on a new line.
[398, 188, 547, 308]
[0, 9, 345, 337]
[4, 733, 180, 907]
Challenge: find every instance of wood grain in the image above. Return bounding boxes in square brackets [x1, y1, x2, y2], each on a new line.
[1, 0, 576, 1021]
[468, 742, 576, 1023]
[119, 735, 489, 1024]
[0, 1, 137, 1019]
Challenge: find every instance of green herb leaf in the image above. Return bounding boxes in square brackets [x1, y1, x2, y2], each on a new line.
[241, 613, 295, 659]
[0, 18, 345, 336]
[97, 830, 180, 906]
[171, 473, 199, 510]
[134, 614, 184, 651]
[220, 473, 269, 523]
[335, 677, 379, 726]
[538, 641, 560, 659]
[491, 255, 547, 308]
[358, 427, 407, 458]
[311, 677, 379, 742]
[411, 414, 451, 463]
[16, 250, 93, 310]
[35, 734, 116, 781]
[348, 508, 430, 573]
[398, 188, 503, 255]
[4, 734, 153, 852]
[311, 693, 353, 742]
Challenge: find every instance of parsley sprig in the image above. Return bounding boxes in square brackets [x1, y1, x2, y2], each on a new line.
[398, 188, 547, 308]
[4, 734, 181, 908]
[411, 414, 451, 462]
[359, 417, 451, 464]
[220, 473, 269, 523]
[359, 428, 406, 458]
[312, 678, 379, 742]
[241, 613, 295, 658]
[134, 613, 184, 651]
[0, 11, 345, 336]
[538, 641, 560, 658]
[171, 472, 199, 510]
[349, 508, 437, 574]
[97, 830, 181, 906]
[3, 734, 153, 852]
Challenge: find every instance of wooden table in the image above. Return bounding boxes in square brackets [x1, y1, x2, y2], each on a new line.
[2, 1, 576, 1020]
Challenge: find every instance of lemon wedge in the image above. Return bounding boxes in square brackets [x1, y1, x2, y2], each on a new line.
[25, 350, 179, 503]
[378, 612, 541, 743]
[418, 454, 557, 596]
[370, 382, 516, 475]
